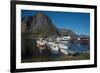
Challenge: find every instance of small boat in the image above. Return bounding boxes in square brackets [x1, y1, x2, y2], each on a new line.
[36, 38, 47, 53]
[47, 42, 59, 54]
[36, 36, 70, 55]
[58, 43, 69, 55]
[58, 36, 70, 55]
[47, 38, 70, 55]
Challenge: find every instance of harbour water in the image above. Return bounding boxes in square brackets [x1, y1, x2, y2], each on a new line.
[68, 42, 90, 53]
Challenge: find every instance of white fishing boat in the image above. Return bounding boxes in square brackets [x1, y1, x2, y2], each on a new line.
[36, 38, 47, 53]
[57, 36, 70, 55]
[36, 36, 70, 55]
[47, 42, 59, 54]
[58, 43, 69, 55]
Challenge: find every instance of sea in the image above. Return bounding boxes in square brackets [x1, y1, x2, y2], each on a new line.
[68, 42, 90, 53]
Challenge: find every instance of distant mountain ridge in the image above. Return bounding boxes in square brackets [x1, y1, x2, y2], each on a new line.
[58, 28, 76, 37]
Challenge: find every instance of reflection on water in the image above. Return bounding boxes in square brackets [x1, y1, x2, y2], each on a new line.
[21, 38, 52, 61]
[21, 38, 40, 60]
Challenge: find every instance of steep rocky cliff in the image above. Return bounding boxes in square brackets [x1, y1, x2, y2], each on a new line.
[21, 12, 59, 37]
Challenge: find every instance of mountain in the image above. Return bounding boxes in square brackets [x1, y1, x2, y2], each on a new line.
[21, 12, 59, 37]
[58, 28, 76, 37]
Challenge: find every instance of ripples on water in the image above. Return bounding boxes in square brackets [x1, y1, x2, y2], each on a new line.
[69, 42, 90, 53]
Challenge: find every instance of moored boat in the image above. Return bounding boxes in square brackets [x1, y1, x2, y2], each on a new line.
[36, 38, 47, 53]
[47, 42, 59, 54]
